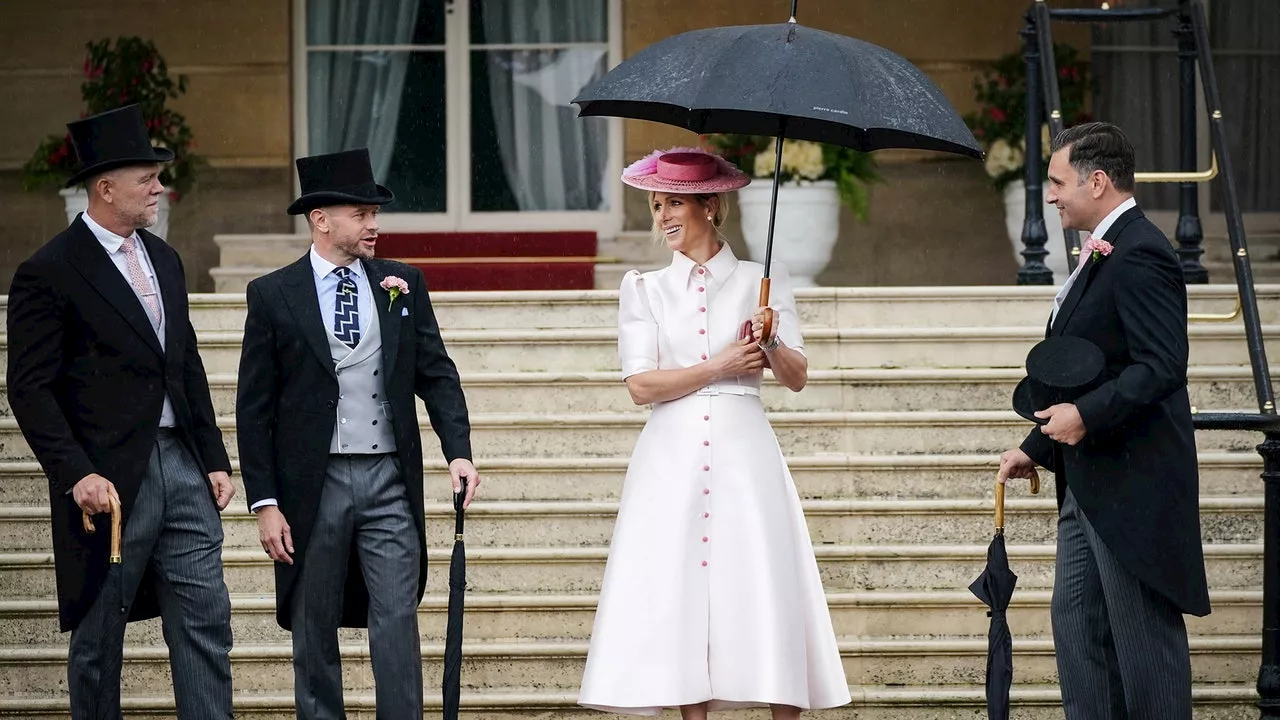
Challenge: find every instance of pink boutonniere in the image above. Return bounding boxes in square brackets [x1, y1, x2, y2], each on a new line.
[379, 276, 410, 311]
[1084, 237, 1114, 263]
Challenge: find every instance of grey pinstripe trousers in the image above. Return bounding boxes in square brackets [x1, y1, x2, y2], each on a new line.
[67, 429, 233, 720]
[291, 454, 422, 720]
[1052, 487, 1193, 719]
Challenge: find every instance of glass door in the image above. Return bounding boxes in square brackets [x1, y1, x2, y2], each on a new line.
[297, 0, 621, 234]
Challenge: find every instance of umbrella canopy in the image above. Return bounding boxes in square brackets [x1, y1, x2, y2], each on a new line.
[572, 20, 982, 159]
[969, 471, 1040, 719]
[442, 478, 468, 720]
[572, 2, 980, 337]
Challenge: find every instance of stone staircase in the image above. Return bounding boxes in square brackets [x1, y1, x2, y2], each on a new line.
[0, 285, 1274, 718]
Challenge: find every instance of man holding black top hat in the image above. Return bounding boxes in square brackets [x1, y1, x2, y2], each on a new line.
[235, 147, 479, 718]
[997, 122, 1207, 719]
[7, 104, 235, 718]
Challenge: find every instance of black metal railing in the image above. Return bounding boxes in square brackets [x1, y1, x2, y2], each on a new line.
[1021, 2, 1278, 716]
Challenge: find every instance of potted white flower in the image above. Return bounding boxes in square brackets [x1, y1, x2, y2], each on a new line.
[702, 134, 878, 287]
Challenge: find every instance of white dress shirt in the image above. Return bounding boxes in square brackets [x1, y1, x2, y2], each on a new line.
[1051, 196, 1137, 323]
[251, 246, 374, 512]
[81, 211, 176, 427]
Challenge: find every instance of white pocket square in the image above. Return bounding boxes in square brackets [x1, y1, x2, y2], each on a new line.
[401, 307, 409, 317]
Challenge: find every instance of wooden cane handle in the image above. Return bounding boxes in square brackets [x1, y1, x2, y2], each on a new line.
[109, 495, 122, 564]
[758, 279, 775, 345]
[994, 480, 1006, 532]
[81, 495, 123, 564]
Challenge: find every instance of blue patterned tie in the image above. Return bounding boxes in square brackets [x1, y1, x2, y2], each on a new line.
[333, 266, 360, 348]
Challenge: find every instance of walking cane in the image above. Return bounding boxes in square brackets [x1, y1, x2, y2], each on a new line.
[82, 495, 122, 564]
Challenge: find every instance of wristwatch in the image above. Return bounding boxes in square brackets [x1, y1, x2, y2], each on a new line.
[758, 334, 780, 352]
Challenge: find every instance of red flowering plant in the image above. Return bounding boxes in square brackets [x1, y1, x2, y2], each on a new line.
[965, 43, 1096, 190]
[21, 37, 202, 200]
[700, 134, 879, 220]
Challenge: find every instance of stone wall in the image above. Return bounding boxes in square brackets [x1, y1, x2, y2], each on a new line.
[0, 0, 293, 292]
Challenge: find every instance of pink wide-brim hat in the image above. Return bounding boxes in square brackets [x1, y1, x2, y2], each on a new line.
[620, 147, 750, 193]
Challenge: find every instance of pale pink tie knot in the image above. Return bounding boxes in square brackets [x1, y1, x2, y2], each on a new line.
[1077, 235, 1094, 269]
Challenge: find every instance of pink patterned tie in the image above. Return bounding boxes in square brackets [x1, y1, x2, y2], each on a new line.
[120, 235, 161, 328]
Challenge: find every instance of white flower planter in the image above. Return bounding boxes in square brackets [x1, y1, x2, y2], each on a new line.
[1002, 179, 1069, 281]
[59, 187, 171, 240]
[737, 180, 840, 288]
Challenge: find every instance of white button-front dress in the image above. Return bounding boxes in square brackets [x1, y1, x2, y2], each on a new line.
[578, 244, 850, 715]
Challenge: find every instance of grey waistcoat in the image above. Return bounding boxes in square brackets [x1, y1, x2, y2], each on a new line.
[326, 300, 397, 455]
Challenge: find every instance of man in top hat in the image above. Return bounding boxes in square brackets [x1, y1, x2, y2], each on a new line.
[997, 122, 1208, 719]
[7, 103, 235, 718]
[235, 147, 480, 718]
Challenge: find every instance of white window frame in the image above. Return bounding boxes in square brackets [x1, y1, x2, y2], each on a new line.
[291, 0, 624, 237]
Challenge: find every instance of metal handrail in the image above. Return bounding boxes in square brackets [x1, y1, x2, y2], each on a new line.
[1135, 151, 1219, 183]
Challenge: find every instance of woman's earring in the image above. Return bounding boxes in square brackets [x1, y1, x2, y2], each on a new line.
[707, 215, 713, 222]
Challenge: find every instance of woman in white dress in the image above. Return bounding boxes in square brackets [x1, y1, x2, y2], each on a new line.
[578, 147, 850, 719]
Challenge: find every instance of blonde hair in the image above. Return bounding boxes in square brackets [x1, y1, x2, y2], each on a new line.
[647, 191, 730, 245]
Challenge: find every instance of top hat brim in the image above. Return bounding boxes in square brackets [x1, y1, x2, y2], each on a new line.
[287, 186, 395, 216]
[64, 147, 176, 188]
[1012, 376, 1051, 425]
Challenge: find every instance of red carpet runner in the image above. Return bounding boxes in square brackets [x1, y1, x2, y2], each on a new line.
[377, 232, 598, 291]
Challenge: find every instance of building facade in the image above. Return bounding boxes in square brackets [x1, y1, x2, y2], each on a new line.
[1, 0, 1273, 292]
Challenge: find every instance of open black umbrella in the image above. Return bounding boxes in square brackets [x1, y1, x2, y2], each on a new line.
[442, 477, 468, 720]
[572, 0, 981, 336]
[968, 471, 1040, 719]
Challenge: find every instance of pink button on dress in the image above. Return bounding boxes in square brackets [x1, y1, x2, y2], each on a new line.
[579, 244, 850, 715]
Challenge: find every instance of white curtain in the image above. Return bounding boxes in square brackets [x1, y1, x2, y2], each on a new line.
[307, 0, 419, 182]
[480, 0, 610, 211]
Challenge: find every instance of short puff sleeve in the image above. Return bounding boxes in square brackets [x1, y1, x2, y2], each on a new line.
[618, 270, 659, 379]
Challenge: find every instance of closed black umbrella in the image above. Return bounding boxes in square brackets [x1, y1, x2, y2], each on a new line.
[443, 477, 468, 720]
[572, 0, 981, 336]
[968, 471, 1040, 719]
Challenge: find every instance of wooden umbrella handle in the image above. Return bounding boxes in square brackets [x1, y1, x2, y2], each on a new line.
[81, 495, 123, 564]
[994, 468, 1041, 533]
[758, 279, 775, 345]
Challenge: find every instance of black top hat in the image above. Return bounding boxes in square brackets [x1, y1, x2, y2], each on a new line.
[287, 148, 395, 215]
[65, 104, 175, 188]
[1012, 336, 1107, 425]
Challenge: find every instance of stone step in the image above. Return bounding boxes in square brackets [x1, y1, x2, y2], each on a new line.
[0, 590, 1262, 647]
[0, 452, 1265, 506]
[1201, 231, 1280, 263]
[211, 233, 309, 268]
[0, 496, 1265, 552]
[3, 366, 1264, 419]
[0, 544, 1262, 599]
[0, 494, 1264, 554]
[0, 411, 1268, 463]
[4, 323, 1267, 376]
[4, 285, 1270, 333]
[0, 634, 1261, 696]
[1204, 260, 1280, 285]
[0, 684, 1261, 719]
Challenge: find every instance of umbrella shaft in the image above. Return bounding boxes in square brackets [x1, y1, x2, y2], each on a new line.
[790, 0, 799, 21]
[764, 122, 789, 279]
